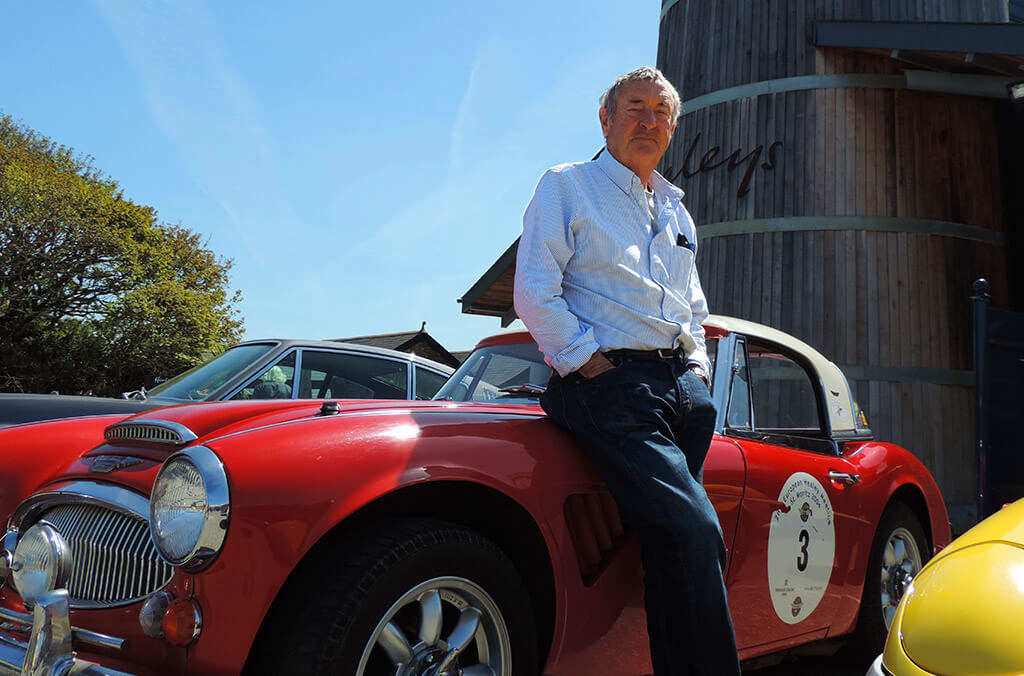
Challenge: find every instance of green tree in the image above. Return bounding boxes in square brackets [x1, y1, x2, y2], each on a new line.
[0, 114, 242, 395]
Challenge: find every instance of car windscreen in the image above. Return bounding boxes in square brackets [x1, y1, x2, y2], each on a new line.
[433, 342, 550, 403]
[148, 343, 277, 401]
[434, 338, 719, 403]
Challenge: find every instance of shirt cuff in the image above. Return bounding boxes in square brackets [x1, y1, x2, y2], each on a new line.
[550, 340, 601, 377]
[686, 355, 712, 377]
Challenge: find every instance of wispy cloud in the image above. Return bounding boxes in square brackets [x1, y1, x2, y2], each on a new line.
[90, 0, 290, 273]
[447, 49, 484, 181]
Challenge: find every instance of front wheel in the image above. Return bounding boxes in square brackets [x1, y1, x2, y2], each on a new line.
[249, 519, 538, 676]
[853, 502, 928, 655]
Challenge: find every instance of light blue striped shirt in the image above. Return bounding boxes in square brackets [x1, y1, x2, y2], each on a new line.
[514, 150, 711, 378]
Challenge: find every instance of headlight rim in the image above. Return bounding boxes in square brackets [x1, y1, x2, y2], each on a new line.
[149, 445, 230, 572]
[10, 520, 73, 607]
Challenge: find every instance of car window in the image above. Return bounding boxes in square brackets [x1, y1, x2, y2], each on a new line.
[415, 367, 448, 400]
[747, 341, 822, 433]
[232, 352, 296, 400]
[296, 350, 409, 400]
[705, 338, 718, 392]
[725, 339, 752, 429]
[148, 342, 277, 401]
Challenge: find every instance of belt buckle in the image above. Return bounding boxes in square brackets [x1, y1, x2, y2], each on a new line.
[655, 348, 675, 359]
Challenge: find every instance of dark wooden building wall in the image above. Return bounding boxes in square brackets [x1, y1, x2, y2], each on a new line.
[658, 0, 1010, 528]
[1011, 0, 1024, 22]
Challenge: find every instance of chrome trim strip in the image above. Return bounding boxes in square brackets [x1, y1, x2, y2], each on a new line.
[697, 216, 1005, 246]
[292, 349, 303, 399]
[149, 445, 230, 572]
[0, 599, 127, 651]
[406, 355, 414, 398]
[104, 419, 198, 445]
[10, 482, 149, 531]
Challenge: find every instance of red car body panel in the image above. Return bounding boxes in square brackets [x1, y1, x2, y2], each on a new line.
[0, 326, 952, 676]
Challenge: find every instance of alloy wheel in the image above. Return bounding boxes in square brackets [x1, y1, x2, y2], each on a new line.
[879, 526, 923, 629]
[356, 576, 512, 676]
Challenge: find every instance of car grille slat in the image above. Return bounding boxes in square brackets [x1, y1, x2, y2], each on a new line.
[38, 503, 173, 608]
[87, 509, 115, 602]
[103, 420, 197, 445]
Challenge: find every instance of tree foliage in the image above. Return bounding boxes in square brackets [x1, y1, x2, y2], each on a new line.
[0, 114, 243, 395]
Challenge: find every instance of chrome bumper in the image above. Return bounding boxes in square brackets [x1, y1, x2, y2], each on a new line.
[0, 590, 133, 676]
[866, 654, 890, 676]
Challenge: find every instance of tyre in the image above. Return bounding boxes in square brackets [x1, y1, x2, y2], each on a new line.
[247, 518, 538, 676]
[853, 502, 928, 655]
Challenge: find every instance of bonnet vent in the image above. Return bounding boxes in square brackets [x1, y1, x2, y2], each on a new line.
[104, 420, 198, 445]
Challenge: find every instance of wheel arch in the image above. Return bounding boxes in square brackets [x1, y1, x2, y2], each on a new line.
[884, 482, 934, 555]
[244, 479, 556, 672]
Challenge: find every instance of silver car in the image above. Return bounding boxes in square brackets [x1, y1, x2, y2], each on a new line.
[0, 339, 454, 428]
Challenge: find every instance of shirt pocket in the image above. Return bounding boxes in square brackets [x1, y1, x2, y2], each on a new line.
[661, 243, 695, 284]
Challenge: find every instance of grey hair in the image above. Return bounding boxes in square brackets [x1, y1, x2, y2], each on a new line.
[600, 66, 682, 123]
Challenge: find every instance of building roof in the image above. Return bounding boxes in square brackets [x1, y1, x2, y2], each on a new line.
[458, 239, 521, 327]
[815, 21, 1024, 76]
[336, 330, 423, 351]
[331, 324, 462, 368]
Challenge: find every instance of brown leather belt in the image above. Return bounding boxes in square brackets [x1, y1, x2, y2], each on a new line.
[602, 347, 685, 361]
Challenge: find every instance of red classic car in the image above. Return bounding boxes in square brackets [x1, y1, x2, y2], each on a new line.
[0, 316, 950, 676]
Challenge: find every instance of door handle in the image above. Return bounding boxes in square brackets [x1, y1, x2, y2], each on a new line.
[828, 470, 861, 485]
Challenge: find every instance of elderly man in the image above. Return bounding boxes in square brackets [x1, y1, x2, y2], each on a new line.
[513, 67, 741, 675]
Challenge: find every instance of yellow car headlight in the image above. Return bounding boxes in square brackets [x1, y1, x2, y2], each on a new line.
[899, 542, 1024, 676]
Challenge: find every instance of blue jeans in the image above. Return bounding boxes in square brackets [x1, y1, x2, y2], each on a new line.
[541, 355, 741, 676]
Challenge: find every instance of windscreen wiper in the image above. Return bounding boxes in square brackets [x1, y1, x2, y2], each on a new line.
[498, 383, 547, 397]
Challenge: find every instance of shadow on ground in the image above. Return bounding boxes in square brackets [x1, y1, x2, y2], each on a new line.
[744, 653, 872, 675]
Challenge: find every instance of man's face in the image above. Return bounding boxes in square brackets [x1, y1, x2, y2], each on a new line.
[599, 79, 677, 178]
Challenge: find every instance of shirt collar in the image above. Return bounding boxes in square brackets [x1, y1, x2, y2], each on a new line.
[595, 147, 685, 201]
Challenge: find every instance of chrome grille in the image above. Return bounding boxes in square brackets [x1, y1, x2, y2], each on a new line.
[41, 503, 173, 608]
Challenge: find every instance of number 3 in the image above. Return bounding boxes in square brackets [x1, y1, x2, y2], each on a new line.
[796, 529, 809, 571]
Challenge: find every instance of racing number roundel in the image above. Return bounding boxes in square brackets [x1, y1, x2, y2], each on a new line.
[767, 472, 835, 624]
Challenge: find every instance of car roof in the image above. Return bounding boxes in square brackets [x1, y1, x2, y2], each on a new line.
[703, 316, 858, 432]
[233, 339, 454, 374]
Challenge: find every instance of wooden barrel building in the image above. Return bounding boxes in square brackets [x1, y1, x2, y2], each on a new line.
[657, 0, 1022, 529]
[458, 2, 1024, 532]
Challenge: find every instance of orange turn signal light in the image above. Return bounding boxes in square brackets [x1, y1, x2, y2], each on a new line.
[162, 597, 202, 647]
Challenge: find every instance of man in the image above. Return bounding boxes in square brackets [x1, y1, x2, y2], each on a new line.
[513, 67, 741, 676]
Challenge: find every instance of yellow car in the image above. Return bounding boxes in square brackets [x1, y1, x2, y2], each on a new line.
[868, 498, 1024, 676]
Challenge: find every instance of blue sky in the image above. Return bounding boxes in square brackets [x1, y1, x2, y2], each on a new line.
[3, 1, 659, 352]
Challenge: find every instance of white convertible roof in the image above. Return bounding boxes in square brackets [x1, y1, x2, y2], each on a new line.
[705, 315, 861, 434]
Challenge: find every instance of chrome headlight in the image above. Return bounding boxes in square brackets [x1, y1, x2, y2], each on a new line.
[11, 522, 72, 606]
[149, 445, 230, 571]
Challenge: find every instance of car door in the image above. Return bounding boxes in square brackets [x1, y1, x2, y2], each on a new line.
[721, 336, 864, 655]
